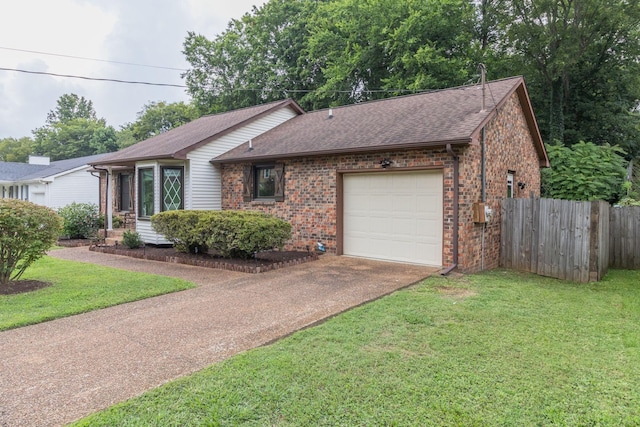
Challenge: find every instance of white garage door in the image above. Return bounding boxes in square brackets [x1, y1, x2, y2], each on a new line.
[343, 170, 443, 266]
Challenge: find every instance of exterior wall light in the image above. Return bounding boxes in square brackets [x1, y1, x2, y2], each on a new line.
[379, 158, 393, 168]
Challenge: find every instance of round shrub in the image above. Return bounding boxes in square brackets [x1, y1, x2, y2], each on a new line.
[151, 210, 206, 253]
[204, 211, 292, 258]
[121, 230, 143, 249]
[0, 199, 63, 285]
[57, 202, 102, 239]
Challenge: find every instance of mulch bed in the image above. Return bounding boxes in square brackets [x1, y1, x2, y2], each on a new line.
[1, 280, 53, 295]
[57, 238, 94, 247]
[89, 244, 319, 274]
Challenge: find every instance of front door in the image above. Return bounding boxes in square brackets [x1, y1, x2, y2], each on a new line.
[120, 173, 132, 211]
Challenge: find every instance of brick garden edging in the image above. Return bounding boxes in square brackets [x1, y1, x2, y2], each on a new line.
[88, 245, 319, 274]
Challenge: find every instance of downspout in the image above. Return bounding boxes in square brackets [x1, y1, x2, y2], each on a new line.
[442, 144, 459, 275]
[479, 63, 488, 271]
[92, 166, 110, 241]
[481, 126, 487, 271]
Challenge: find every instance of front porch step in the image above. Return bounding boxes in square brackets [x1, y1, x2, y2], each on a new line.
[99, 229, 126, 245]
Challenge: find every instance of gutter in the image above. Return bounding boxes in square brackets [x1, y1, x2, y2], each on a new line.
[441, 143, 459, 275]
[91, 166, 110, 241]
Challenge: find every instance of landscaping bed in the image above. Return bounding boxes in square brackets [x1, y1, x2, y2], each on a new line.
[57, 238, 94, 247]
[89, 244, 319, 273]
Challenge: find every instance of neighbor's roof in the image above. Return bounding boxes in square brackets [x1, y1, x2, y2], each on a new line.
[91, 99, 304, 166]
[213, 76, 549, 167]
[0, 153, 107, 183]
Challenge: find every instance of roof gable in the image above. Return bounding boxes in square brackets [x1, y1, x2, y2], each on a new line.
[92, 99, 304, 166]
[213, 77, 548, 167]
[1, 153, 108, 182]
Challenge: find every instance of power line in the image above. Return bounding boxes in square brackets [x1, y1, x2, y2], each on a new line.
[0, 46, 188, 72]
[0, 67, 187, 88]
[0, 66, 470, 96]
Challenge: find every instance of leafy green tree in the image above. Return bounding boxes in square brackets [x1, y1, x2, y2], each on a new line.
[541, 141, 627, 203]
[122, 101, 199, 142]
[0, 137, 33, 162]
[45, 93, 96, 124]
[0, 199, 63, 285]
[32, 94, 118, 160]
[495, 0, 640, 154]
[304, 0, 477, 106]
[182, 0, 323, 113]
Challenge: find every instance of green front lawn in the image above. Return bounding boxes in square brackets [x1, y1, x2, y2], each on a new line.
[0, 256, 195, 331]
[73, 269, 640, 426]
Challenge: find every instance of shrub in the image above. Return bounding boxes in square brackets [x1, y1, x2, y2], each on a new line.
[112, 215, 124, 229]
[151, 210, 206, 253]
[151, 210, 291, 258]
[58, 202, 102, 239]
[0, 199, 63, 285]
[121, 230, 143, 249]
[204, 211, 291, 258]
[542, 141, 627, 203]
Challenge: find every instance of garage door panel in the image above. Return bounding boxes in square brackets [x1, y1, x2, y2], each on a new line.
[343, 171, 443, 266]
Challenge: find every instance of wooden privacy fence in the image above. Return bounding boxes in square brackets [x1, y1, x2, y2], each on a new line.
[609, 206, 640, 269]
[500, 198, 609, 283]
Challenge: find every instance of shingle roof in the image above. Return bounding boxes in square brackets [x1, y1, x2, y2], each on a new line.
[91, 99, 304, 166]
[213, 76, 548, 166]
[0, 153, 108, 183]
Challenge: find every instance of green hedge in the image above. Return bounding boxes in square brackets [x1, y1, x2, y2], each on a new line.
[149, 210, 205, 253]
[151, 210, 291, 258]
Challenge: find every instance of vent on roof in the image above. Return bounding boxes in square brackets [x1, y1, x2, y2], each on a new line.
[328, 108, 333, 119]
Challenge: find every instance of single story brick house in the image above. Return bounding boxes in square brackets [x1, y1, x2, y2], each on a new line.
[213, 76, 548, 272]
[92, 76, 548, 272]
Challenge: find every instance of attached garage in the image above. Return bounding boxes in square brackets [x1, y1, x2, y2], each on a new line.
[341, 170, 443, 266]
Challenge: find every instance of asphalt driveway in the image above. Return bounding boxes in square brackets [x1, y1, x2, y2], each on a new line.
[0, 247, 437, 426]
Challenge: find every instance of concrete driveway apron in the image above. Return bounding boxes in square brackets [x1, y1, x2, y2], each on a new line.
[0, 247, 436, 427]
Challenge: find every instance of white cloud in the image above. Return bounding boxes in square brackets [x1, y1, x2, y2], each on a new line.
[0, 0, 266, 139]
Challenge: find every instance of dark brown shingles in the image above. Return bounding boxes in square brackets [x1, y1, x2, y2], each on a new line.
[91, 99, 303, 166]
[213, 77, 538, 163]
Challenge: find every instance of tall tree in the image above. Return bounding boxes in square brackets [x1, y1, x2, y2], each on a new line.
[122, 101, 199, 142]
[0, 137, 33, 162]
[182, 0, 321, 114]
[32, 94, 118, 160]
[496, 0, 640, 154]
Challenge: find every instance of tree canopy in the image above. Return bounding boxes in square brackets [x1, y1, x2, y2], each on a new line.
[183, 0, 640, 158]
[121, 101, 199, 143]
[32, 94, 118, 160]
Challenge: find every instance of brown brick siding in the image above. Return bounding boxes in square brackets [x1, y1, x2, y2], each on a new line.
[221, 92, 542, 272]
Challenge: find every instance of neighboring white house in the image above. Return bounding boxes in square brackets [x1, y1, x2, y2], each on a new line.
[90, 99, 304, 244]
[0, 154, 107, 210]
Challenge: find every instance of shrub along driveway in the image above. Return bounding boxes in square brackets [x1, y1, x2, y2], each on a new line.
[0, 247, 436, 427]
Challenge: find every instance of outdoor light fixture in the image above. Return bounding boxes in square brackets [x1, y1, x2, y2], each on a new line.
[518, 182, 526, 190]
[379, 158, 393, 168]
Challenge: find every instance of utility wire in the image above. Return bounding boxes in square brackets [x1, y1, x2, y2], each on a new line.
[0, 46, 188, 71]
[0, 67, 187, 88]
[0, 66, 484, 96]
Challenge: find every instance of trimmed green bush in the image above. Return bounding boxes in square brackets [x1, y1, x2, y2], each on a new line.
[151, 210, 291, 258]
[121, 230, 143, 249]
[151, 210, 206, 253]
[204, 211, 291, 258]
[58, 202, 102, 239]
[0, 199, 63, 285]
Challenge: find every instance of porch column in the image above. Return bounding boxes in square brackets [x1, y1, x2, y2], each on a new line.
[106, 167, 113, 230]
